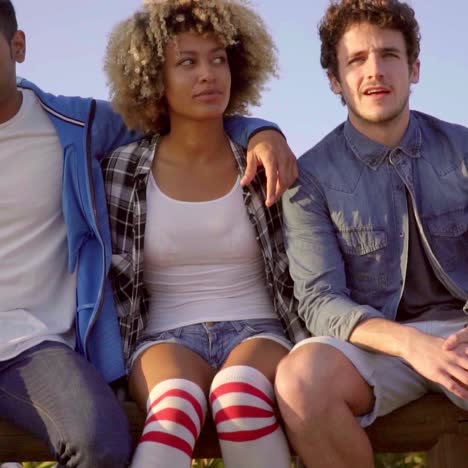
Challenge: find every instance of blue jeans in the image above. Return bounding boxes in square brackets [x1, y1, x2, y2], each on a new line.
[0, 341, 131, 467]
[131, 319, 292, 370]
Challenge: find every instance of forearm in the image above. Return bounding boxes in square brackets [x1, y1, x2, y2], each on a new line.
[224, 115, 281, 147]
[299, 291, 383, 340]
[349, 317, 425, 359]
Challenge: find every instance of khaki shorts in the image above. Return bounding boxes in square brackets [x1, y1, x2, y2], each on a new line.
[294, 309, 468, 427]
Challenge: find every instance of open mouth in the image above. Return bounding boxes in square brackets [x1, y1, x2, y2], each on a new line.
[363, 88, 390, 97]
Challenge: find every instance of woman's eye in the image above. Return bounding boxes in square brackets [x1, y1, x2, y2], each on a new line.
[213, 56, 226, 64]
[179, 58, 194, 66]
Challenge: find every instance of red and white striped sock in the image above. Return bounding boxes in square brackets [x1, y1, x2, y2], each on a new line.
[131, 378, 207, 468]
[209, 365, 290, 468]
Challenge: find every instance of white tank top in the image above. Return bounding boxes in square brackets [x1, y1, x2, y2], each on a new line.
[143, 169, 276, 332]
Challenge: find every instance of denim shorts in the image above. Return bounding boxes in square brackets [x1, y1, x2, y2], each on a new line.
[130, 318, 292, 370]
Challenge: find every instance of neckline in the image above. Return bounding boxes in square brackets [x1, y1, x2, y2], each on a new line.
[149, 171, 241, 205]
[0, 90, 32, 130]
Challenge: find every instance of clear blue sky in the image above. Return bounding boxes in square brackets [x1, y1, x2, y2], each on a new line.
[14, 0, 468, 156]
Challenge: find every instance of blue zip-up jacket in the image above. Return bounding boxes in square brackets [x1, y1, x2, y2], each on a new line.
[17, 78, 278, 382]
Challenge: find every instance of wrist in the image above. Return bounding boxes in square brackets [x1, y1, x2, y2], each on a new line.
[398, 326, 425, 361]
[248, 127, 286, 144]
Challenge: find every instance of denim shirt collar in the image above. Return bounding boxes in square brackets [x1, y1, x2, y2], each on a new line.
[344, 113, 422, 170]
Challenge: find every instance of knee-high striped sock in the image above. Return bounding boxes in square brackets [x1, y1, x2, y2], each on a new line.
[209, 365, 290, 468]
[131, 379, 207, 468]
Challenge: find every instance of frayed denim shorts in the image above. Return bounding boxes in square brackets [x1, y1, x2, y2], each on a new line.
[130, 318, 292, 370]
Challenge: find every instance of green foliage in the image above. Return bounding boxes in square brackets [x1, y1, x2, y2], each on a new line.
[191, 454, 427, 467]
[21, 453, 426, 468]
[192, 460, 225, 468]
[375, 452, 426, 468]
[22, 464, 57, 468]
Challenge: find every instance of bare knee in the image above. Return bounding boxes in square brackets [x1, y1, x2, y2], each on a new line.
[276, 344, 339, 420]
[275, 343, 371, 431]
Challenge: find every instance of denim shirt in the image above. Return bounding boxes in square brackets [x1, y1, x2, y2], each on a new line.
[283, 111, 468, 340]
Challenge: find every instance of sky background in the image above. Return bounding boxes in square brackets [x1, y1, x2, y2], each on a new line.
[13, 0, 468, 156]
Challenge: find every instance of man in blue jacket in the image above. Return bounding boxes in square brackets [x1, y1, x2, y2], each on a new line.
[277, 1, 468, 467]
[0, 1, 297, 466]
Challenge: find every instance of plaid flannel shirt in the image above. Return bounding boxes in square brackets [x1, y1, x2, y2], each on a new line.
[102, 135, 309, 363]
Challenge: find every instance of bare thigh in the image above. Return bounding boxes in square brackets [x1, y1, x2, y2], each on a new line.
[222, 337, 289, 384]
[129, 343, 216, 411]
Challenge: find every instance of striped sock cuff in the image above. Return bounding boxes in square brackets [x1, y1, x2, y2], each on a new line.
[141, 378, 208, 457]
[209, 366, 279, 442]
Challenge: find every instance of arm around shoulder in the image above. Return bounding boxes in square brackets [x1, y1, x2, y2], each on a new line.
[91, 100, 142, 161]
[225, 116, 297, 205]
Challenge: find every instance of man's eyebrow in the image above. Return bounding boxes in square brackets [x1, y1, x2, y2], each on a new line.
[347, 46, 402, 57]
[380, 46, 402, 54]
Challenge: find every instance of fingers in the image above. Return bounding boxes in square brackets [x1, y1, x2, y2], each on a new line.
[242, 146, 280, 207]
[443, 327, 468, 351]
[292, 156, 299, 180]
[452, 345, 468, 372]
[244, 130, 297, 206]
[241, 149, 259, 187]
[263, 157, 279, 207]
[436, 347, 468, 399]
[453, 343, 468, 359]
[438, 371, 468, 400]
[274, 147, 298, 201]
[446, 361, 468, 386]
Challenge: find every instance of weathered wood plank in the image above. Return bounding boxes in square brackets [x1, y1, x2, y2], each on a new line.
[1, 393, 467, 462]
[366, 393, 468, 452]
[427, 434, 468, 468]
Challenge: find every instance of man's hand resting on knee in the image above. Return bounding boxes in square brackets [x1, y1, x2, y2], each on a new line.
[350, 318, 468, 401]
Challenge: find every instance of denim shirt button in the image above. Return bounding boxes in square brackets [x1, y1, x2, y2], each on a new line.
[399, 232, 404, 237]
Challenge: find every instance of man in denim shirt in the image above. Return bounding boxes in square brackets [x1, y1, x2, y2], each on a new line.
[276, 1, 468, 466]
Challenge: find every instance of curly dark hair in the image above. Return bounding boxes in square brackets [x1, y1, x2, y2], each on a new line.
[105, 0, 278, 134]
[0, 0, 17, 41]
[319, 0, 421, 80]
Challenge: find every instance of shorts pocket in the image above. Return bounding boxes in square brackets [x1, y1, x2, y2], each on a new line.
[236, 319, 283, 334]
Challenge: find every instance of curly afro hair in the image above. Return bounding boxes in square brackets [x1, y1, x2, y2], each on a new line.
[104, 0, 278, 134]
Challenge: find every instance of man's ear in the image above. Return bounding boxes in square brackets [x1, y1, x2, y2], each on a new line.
[328, 71, 342, 95]
[11, 30, 26, 63]
[410, 58, 420, 85]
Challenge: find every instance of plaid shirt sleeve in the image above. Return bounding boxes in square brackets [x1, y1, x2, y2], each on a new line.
[101, 138, 154, 363]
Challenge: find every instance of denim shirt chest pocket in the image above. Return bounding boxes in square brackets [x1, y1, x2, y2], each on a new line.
[425, 208, 468, 272]
[336, 228, 389, 299]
